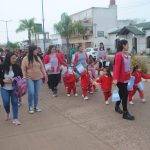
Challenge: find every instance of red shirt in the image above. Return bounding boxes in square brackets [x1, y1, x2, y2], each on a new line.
[96, 75, 113, 91]
[113, 52, 130, 83]
[80, 73, 90, 88]
[132, 71, 150, 85]
[64, 71, 76, 84]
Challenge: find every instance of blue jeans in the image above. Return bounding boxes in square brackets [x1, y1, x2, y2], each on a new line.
[27, 79, 42, 110]
[1, 88, 18, 119]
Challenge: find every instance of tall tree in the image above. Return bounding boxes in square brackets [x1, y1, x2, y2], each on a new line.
[54, 13, 73, 52]
[16, 18, 36, 45]
[54, 13, 85, 54]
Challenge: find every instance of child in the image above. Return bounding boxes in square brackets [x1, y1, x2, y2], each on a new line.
[88, 59, 98, 92]
[94, 68, 113, 105]
[128, 65, 150, 105]
[80, 67, 91, 100]
[63, 67, 78, 97]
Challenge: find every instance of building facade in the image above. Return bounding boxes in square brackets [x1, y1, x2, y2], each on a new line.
[69, 0, 132, 49]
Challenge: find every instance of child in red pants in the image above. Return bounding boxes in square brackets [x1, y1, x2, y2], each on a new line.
[64, 67, 78, 97]
[128, 65, 150, 105]
[80, 68, 92, 100]
[94, 68, 113, 105]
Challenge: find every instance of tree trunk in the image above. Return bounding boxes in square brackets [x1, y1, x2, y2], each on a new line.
[66, 36, 70, 63]
[28, 30, 31, 45]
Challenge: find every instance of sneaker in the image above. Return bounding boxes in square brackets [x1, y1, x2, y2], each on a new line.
[18, 101, 22, 107]
[90, 91, 94, 94]
[142, 99, 146, 103]
[74, 93, 78, 97]
[129, 101, 134, 105]
[115, 107, 123, 114]
[67, 94, 71, 97]
[34, 107, 42, 112]
[123, 112, 135, 121]
[13, 119, 21, 126]
[5, 113, 10, 121]
[29, 107, 34, 114]
[84, 96, 89, 100]
[105, 101, 109, 105]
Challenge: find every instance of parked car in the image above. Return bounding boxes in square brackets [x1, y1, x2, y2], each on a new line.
[85, 47, 98, 60]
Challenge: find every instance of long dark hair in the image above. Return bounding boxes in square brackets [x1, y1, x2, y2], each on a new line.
[47, 45, 54, 55]
[99, 42, 105, 50]
[28, 45, 39, 65]
[3, 52, 16, 74]
[117, 40, 128, 52]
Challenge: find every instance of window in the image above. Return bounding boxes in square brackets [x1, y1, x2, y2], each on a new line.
[147, 36, 150, 48]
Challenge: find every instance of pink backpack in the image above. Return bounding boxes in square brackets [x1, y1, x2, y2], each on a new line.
[13, 76, 27, 98]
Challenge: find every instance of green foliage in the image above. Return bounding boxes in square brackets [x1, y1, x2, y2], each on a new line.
[16, 18, 36, 44]
[7, 42, 19, 50]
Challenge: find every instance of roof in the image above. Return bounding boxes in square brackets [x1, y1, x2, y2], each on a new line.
[122, 26, 145, 35]
[136, 22, 150, 30]
[109, 26, 145, 35]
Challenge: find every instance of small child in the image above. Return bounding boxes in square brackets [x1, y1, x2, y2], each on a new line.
[88, 60, 98, 92]
[63, 67, 78, 97]
[94, 68, 113, 105]
[80, 67, 91, 100]
[128, 64, 150, 105]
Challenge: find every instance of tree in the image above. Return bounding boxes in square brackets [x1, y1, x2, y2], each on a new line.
[6, 42, 19, 50]
[16, 18, 36, 45]
[54, 13, 85, 54]
[54, 13, 73, 52]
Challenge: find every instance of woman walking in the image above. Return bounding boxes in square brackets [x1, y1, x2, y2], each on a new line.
[113, 40, 135, 121]
[97, 42, 107, 75]
[73, 45, 89, 69]
[44, 46, 68, 97]
[0, 52, 22, 125]
[22, 45, 48, 114]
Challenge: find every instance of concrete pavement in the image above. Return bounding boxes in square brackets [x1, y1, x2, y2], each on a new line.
[0, 82, 150, 150]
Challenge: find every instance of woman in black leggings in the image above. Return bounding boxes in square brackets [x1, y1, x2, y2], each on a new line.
[113, 40, 135, 121]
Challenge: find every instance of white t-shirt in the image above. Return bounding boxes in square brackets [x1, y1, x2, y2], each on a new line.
[3, 66, 14, 90]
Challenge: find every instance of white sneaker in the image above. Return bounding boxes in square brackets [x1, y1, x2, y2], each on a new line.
[67, 94, 71, 97]
[129, 101, 134, 105]
[142, 99, 146, 103]
[13, 119, 21, 126]
[105, 101, 109, 105]
[29, 107, 34, 114]
[34, 108, 42, 112]
[90, 91, 93, 94]
[74, 93, 78, 97]
[84, 96, 89, 100]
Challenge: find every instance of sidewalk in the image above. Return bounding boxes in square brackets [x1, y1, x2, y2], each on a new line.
[0, 82, 150, 150]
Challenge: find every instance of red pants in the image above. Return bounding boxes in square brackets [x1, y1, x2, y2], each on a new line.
[82, 85, 92, 97]
[128, 88, 144, 101]
[67, 82, 76, 94]
[103, 91, 111, 101]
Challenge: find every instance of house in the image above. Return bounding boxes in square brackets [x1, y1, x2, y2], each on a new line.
[109, 22, 150, 54]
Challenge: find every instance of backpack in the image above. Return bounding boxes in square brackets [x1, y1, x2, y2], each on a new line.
[13, 76, 27, 98]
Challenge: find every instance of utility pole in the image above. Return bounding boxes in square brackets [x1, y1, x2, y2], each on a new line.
[41, 0, 46, 52]
[0, 20, 12, 43]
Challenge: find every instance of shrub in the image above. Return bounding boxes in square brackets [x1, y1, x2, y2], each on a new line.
[131, 56, 148, 73]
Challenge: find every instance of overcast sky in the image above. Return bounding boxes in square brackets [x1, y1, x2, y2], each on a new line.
[0, 0, 150, 43]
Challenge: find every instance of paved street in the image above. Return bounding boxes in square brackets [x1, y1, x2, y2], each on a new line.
[0, 81, 150, 150]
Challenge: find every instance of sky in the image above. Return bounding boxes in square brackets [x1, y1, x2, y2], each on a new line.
[0, 0, 150, 44]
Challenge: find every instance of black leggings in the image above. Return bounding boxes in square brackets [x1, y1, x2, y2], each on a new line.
[48, 74, 60, 92]
[99, 61, 106, 69]
[116, 82, 128, 112]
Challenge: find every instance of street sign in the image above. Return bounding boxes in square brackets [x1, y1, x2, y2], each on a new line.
[97, 31, 104, 37]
